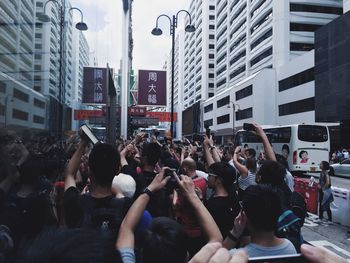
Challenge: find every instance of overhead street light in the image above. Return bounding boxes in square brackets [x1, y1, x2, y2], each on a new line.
[151, 9, 195, 138]
[40, 0, 88, 139]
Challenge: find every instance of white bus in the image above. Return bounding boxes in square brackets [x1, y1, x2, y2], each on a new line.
[234, 124, 330, 174]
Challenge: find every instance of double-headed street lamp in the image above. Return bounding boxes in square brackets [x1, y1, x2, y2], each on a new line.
[39, 0, 87, 139]
[151, 10, 195, 138]
[228, 101, 240, 137]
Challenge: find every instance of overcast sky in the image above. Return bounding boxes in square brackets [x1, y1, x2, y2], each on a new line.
[70, 0, 189, 71]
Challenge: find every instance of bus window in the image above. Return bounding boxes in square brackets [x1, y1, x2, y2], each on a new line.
[298, 125, 328, 142]
[265, 127, 291, 143]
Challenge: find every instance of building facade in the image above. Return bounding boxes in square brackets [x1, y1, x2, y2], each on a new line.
[0, 0, 47, 131]
[177, 0, 343, 138]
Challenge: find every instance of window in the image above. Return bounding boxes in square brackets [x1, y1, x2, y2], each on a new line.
[250, 47, 272, 66]
[209, 93, 214, 97]
[230, 65, 245, 79]
[290, 42, 314, 52]
[298, 125, 328, 142]
[251, 10, 272, 34]
[209, 44, 215, 49]
[209, 25, 215, 29]
[217, 53, 226, 64]
[35, 33, 42, 38]
[251, 28, 272, 50]
[264, 127, 291, 143]
[279, 68, 314, 91]
[278, 97, 315, 116]
[209, 34, 215, 39]
[204, 119, 213, 127]
[13, 88, 29, 102]
[33, 115, 45, 124]
[217, 114, 230, 124]
[209, 83, 214, 88]
[208, 73, 214, 78]
[209, 15, 215, 20]
[236, 85, 253, 100]
[217, 96, 230, 108]
[209, 63, 214, 68]
[290, 23, 323, 32]
[13, 109, 28, 121]
[34, 98, 45, 109]
[35, 44, 42, 49]
[36, 2, 43, 6]
[217, 39, 227, 53]
[217, 78, 227, 88]
[209, 5, 215, 10]
[217, 65, 227, 75]
[209, 54, 214, 59]
[290, 3, 343, 15]
[230, 50, 246, 65]
[236, 107, 253, 120]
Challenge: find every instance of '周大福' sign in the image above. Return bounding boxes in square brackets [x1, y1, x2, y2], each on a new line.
[138, 70, 166, 106]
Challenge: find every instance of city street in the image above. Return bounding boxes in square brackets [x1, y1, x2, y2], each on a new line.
[303, 213, 350, 261]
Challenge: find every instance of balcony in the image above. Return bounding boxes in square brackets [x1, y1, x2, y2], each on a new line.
[21, 7, 33, 24]
[0, 28, 17, 50]
[22, 0, 34, 15]
[0, 1, 17, 21]
[251, 0, 272, 27]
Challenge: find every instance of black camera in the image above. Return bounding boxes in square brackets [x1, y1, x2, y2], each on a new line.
[164, 168, 176, 177]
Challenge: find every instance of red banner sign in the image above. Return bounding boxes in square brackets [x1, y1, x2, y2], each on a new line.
[146, 112, 177, 122]
[74, 110, 103, 120]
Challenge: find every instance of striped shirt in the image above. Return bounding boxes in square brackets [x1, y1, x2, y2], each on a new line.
[238, 171, 257, 190]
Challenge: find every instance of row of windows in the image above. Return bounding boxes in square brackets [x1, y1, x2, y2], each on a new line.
[230, 50, 246, 66]
[290, 3, 343, 15]
[250, 47, 272, 67]
[279, 97, 315, 116]
[251, 28, 272, 50]
[217, 78, 227, 88]
[13, 88, 29, 102]
[217, 95, 230, 108]
[217, 65, 227, 76]
[251, 10, 272, 34]
[217, 52, 226, 65]
[279, 68, 314, 92]
[236, 85, 253, 101]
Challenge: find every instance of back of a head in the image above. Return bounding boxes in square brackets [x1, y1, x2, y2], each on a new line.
[89, 143, 120, 187]
[112, 173, 136, 198]
[208, 162, 236, 189]
[243, 184, 282, 232]
[142, 142, 161, 166]
[142, 217, 188, 263]
[258, 160, 285, 186]
[181, 157, 197, 173]
[246, 148, 256, 158]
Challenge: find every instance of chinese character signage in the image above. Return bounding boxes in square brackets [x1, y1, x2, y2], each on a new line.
[138, 70, 166, 106]
[146, 112, 177, 122]
[74, 110, 103, 120]
[82, 67, 107, 104]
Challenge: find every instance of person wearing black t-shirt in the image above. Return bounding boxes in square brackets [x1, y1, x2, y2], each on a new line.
[63, 134, 129, 233]
[205, 162, 240, 238]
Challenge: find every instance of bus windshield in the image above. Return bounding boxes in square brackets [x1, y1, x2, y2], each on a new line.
[298, 125, 328, 142]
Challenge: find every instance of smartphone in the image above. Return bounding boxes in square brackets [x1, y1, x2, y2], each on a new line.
[164, 168, 177, 177]
[248, 254, 310, 263]
[243, 123, 256, 132]
[193, 134, 204, 143]
[81, 124, 99, 145]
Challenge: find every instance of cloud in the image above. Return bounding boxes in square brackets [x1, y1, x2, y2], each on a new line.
[70, 0, 189, 71]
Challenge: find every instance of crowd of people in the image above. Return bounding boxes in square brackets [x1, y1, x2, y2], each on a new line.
[0, 124, 346, 263]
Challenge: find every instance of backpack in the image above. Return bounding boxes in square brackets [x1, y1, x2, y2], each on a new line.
[80, 195, 131, 236]
[276, 191, 307, 252]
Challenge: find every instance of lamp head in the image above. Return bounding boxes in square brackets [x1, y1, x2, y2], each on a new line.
[38, 13, 51, 23]
[185, 24, 195, 33]
[76, 22, 88, 31]
[151, 27, 163, 36]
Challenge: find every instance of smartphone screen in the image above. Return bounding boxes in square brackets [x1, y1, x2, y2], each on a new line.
[81, 125, 99, 145]
[248, 254, 310, 263]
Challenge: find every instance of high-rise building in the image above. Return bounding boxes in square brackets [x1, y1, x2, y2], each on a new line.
[215, 0, 343, 93]
[0, 0, 47, 130]
[182, 0, 216, 110]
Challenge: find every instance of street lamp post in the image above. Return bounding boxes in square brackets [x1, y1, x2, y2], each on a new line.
[151, 10, 195, 138]
[228, 101, 240, 137]
[39, 0, 87, 140]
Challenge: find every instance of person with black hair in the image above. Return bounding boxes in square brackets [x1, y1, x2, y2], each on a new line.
[318, 161, 333, 222]
[206, 162, 240, 238]
[226, 184, 297, 257]
[63, 134, 128, 234]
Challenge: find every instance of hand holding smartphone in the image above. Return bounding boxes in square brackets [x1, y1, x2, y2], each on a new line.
[80, 124, 100, 145]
